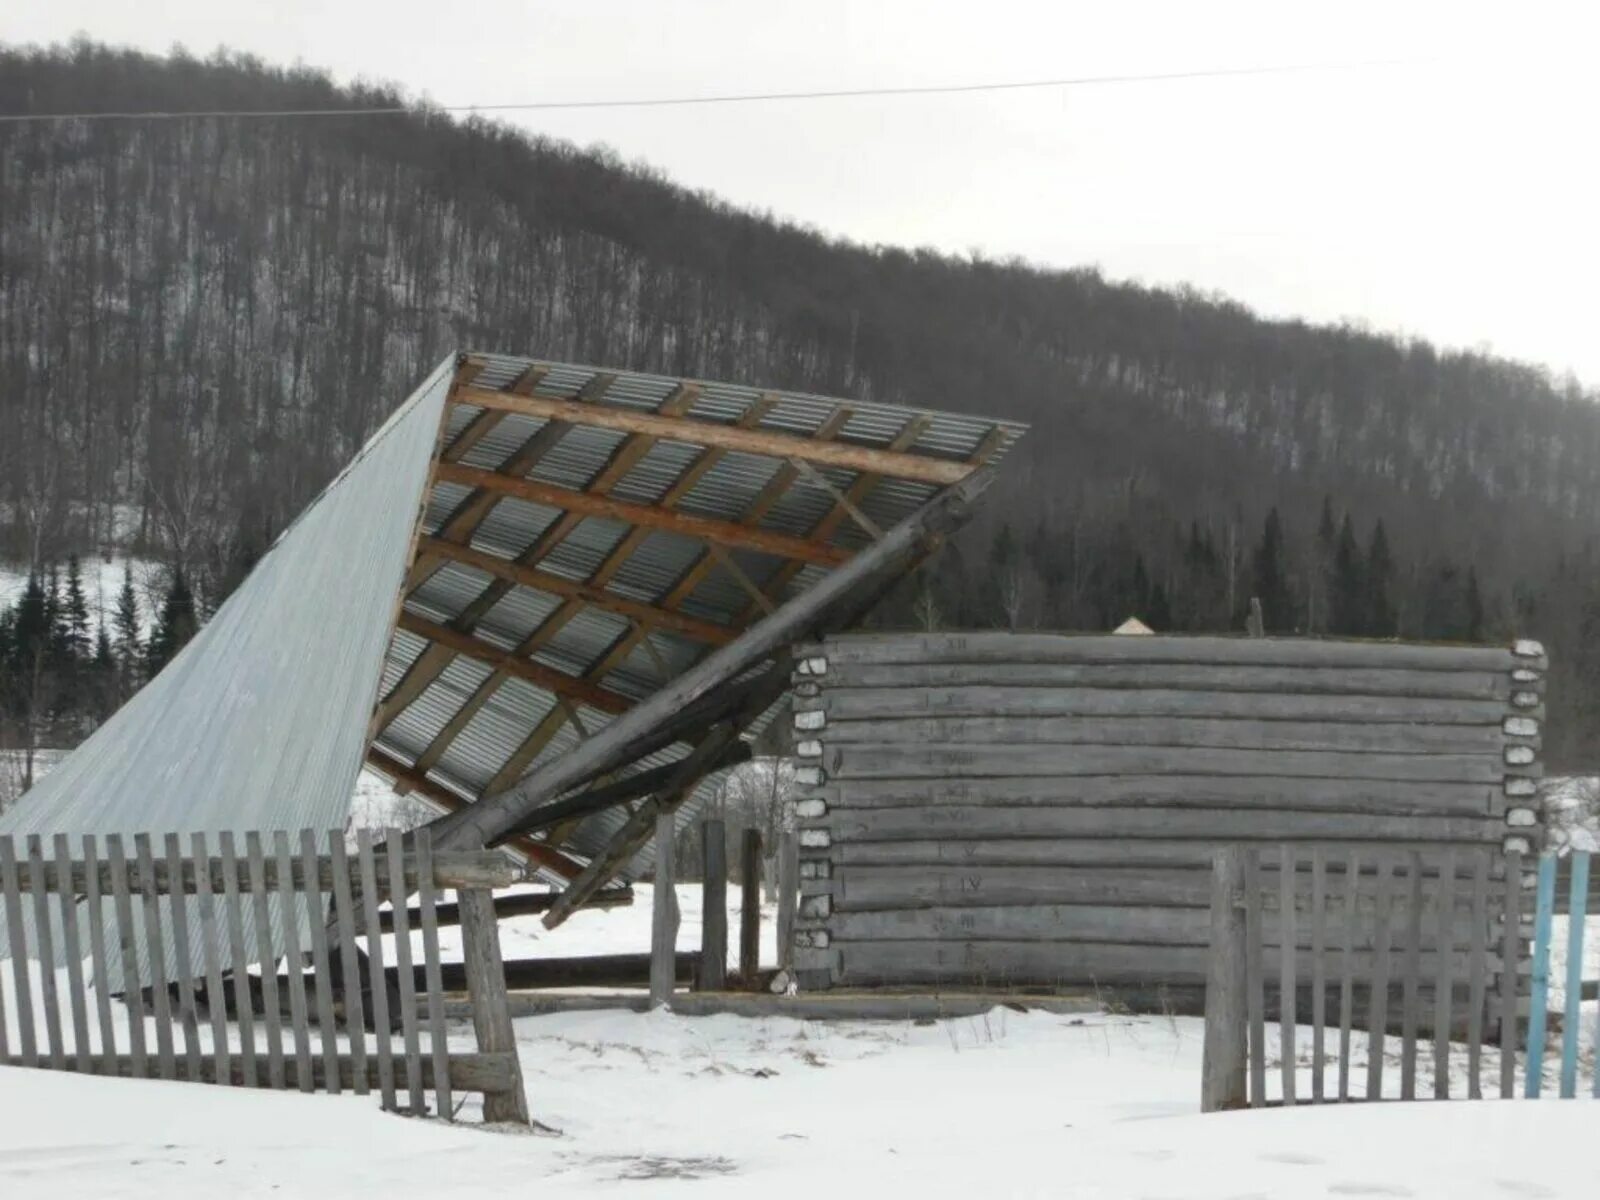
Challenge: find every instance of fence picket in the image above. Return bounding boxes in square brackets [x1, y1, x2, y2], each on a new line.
[1559, 852, 1588, 1099]
[133, 833, 176, 1080]
[1524, 853, 1556, 1098]
[1337, 847, 1359, 1102]
[327, 831, 368, 1095]
[1244, 848, 1265, 1107]
[191, 833, 231, 1087]
[246, 832, 286, 1089]
[27, 836, 66, 1070]
[164, 833, 204, 1081]
[1499, 849, 1523, 1100]
[1, 837, 37, 1065]
[1465, 849, 1488, 1100]
[52, 834, 92, 1073]
[386, 829, 425, 1115]
[274, 831, 314, 1092]
[300, 830, 341, 1094]
[1400, 851, 1423, 1100]
[104, 835, 146, 1074]
[1432, 848, 1456, 1099]
[1309, 847, 1326, 1103]
[1366, 855, 1394, 1100]
[1278, 844, 1297, 1106]
[415, 829, 453, 1120]
[218, 832, 257, 1087]
[356, 830, 397, 1111]
[80, 835, 118, 1073]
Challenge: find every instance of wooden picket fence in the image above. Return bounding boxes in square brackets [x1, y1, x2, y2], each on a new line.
[1524, 849, 1597, 1099]
[0, 827, 528, 1123]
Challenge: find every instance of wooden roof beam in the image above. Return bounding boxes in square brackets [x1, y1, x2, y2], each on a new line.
[432, 461, 852, 568]
[452, 383, 975, 486]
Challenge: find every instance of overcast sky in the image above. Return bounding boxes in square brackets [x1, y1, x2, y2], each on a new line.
[9, 0, 1600, 385]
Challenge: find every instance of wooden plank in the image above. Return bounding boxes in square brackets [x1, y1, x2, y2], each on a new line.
[80, 836, 117, 1073]
[133, 834, 175, 1080]
[386, 828, 425, 1114]
[245, 832, 286, 1089]
[1499, 849, 1523, 1099]
[218, 833, 257, 1087]
[51, 834, 92, 1073]
[804, 632, 1521, 671]
[26, 836, 66, 1069]
[104, 836, 145, 1074]
[1432, 848, 1457, 1099]
[816, 806, 1505, 844]
[814, 716, 1511, 756]
[163, 833, 203, 1081]
[833, 839, 1512, 870]
[1244, 849, 1266, 1107]
[818, 745, 1506, 785]
[1337, 848, 1359, 1102]
[740, 827, 762, 984]
[804, 685, 1516, 725]
[0, 837, 34, 1066]
[1559, 851, 1588, 1099]
[457, 885, 532, 1124]
[1399, 851, 1423, 1099]
[813, 775, 1500, 817]
[1278, 845, 1298, 1106]
[190, 833, 230, 1089]
[832, 865, 1214, 914]
[1200, 847, 1248, 1112]
[414, 830, 453, 1121]
[699, 818, 728, 991]
[434, 460, 853, 567]
[812, 661, 1515, 700]
[452, 382, 976, 486]
[1366, 855, 1395, 1100]
[356, 830, 397, 1110]
[299, 830, 341, 1095]
[326, 831, 367, 1095]
[777, 830, 799, 973]
[1466, 848, 1489, 1100]
[650, 809, 680, 1008]
[273, 831, 314, 1092]
[1309, 848, 1326, 1103]
[1524, 852, 1556, 1098]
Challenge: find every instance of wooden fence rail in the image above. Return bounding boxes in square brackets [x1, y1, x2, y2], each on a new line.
[0, 828, 528, 1124]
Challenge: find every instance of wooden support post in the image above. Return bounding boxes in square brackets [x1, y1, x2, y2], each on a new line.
[776, 830, 799, 974]
[699, 818, 728, 991]
[650, 809, 681, 1008]
[457, 886, 531, 1125]
[1202, 847, 1249, 1112]
[740, 828, 763, 987]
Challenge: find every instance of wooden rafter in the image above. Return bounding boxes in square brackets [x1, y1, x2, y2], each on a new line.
[432, 462, 853, 567]
[453, 382, 976, 485]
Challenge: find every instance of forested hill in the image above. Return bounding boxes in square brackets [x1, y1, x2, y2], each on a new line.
[2, 43, 1598, 765]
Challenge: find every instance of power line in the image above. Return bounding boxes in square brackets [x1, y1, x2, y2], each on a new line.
[0, 58, 1425, 124]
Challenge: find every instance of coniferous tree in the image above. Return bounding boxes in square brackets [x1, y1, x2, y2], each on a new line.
[1330, 516, 1366, 635]
[112, 566, 143, 697]
[146, 568, 198, 676]
[1367, 520, 1396, 638]
[1251, 508, 1294, 633]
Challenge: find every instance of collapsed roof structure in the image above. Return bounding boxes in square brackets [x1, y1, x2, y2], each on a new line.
[2, 352, 1025, 938]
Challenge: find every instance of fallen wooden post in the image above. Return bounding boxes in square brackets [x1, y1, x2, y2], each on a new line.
[699, 818, 728, 991]
[378, 885, 632, 932]
[457, 885, 530, 1125]
[740, 827, 763, 987]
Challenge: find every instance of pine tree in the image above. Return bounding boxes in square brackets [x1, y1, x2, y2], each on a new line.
[147, 568, 198, 676]
[61, 555, 91, 662]
[1330, 516, 1366, 634]
[1250, 508, 1295, 633]
[1464, 567, 1485, 642]
[1366, 520, 1396, 638]
[1312, 497, 1338, 633]
[112, 566, 143, 696]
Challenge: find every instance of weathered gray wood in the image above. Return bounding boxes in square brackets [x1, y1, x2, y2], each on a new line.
[1279, 845, 1297, 1106]
[382, 886, 632, 933]
[458, 885, 532, 1124]
[1338, 848, 1360, 1101]
[385, 829, 425, 1115]
[699, 818, 727, 991]
[133, 834, 175, 1080]
[218, 832, 256, 1087]
[355, 830, 397, 1110]
[80, 836, 117, 1073]
[740, 827, 763, 984]
[1466, 849, 1489, 1099]
[834, 940, 1223, 987]
[799, 632, 1521, 672]
[0, 838, 35, 1066]
[834, 838, 1509, 869]
[1431, 848, 1456, 1099]
[26, 837, 66, 1069]
[326, 831, 367, 1095]
[273, 831, 314, 1093]
[104, 836, 145, 1074]
[414, 830, 453, 1121]
[1201, 848, 1248, 1112]
[1498, 849, 1522, 1099]
[190, 833, 231, 1088]
[163, 833, 203, 1081]
[299, 830, 341, 1096]
[1309, 848, 1326, 1103]
[1400, 851, 1423, 1099]
[813, 775, 1500, 817]
[245, 831, 285, 1089]
[815, 716, 1511, 756]
[51, 835, 92, 1073]
[777, 831, 799, 972]
[650, 809, 680, 1008]
[817, 806, 1503, 845]
[1366, 857, 1395, 1100]
[811, 661, 1516, 701]
[0, 1050, 520, 1095]
[801, 685, 1517, 725]
[10, 851, 517, 897]
[819, 744, 1506, 785]
[1244, 849, 1266, 1107]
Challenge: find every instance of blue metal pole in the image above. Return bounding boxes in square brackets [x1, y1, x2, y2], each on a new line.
[1560, 852, 1589, 1098]
[1524, 854, 1557, 1099]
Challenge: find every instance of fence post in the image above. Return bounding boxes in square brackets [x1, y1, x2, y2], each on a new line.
[457, 885, 531, 1125]
[776, 829, 799, 974]
[1524, 853, 1557, 1098]
[649, 808, 681, 1008]
[698, 817, 727, 991]
[740, 827, 763, 987]
[1202, 846, 1249, 1112]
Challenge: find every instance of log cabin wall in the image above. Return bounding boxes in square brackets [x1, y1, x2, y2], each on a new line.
[786, 633, 1546, 999]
